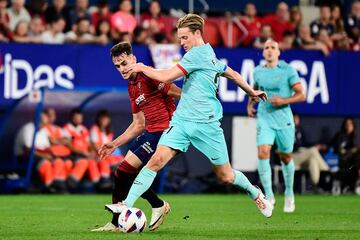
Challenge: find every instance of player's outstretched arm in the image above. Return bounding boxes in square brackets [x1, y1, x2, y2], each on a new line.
[222, 66, 267, 101]
[98, 112, 145, 160]
[167, 83, 182, 99]
[126, 63, 185, 83]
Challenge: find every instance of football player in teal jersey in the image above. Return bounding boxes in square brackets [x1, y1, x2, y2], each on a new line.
[104, 13, 273, 219]
[248, 39, 306, 213]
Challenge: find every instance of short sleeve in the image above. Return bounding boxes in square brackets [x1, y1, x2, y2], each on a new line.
[288, 66, 300, 87]
[89, 127, 98, 143]
[177, 51, 198, 75]
[214, 58, 227, 75]
[23, 124, 35, 148]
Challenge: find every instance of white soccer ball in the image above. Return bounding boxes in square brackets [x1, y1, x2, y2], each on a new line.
[118, 207, 147, 233]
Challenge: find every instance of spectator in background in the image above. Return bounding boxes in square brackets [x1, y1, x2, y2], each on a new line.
[310, 5, 334, 39]
[345, 0, 360, 45]
[0, 0, 12, 42]
[14, 111, 67, 192]
[292, 113, 329, 191]
[279, 30, 295, 50]
[90, 110, 123, 188]
[69, 0, 92, 30]
[240, 3, 261, 47]
[91, 0, 111, 30]
[294, 25, 329, 55]
[65, 17, 106, 44]
[290, 6, 303, 35]
[63, 109, 100, 189]
[28, 15, 45, 38]
[27, 0, 47, 20]
[12, 20, 42, 43]
[7, 0, 31, 31]
[45, 0, 71, 32]
[132, 26, 150, 45]
[329, 117, 360, 195]
[43, 108, 73, 187]
[168, 27, 179, 45]
[111, 0, 137, 40]
[95, 19, 111, 44]
[141, 0, 166, 37]
[253, 24, 272, 49]
[262, 2, 294, 42]
[41, 15, 66, 44]
[330, 4, 351, 50]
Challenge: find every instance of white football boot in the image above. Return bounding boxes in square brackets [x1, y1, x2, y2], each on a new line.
[254, 188, 273, 218]
[91, 222, 117, 232]
[105, 202, 127, 214]
[149, 201, 171, 231]
[283, 196, 295, 213]
[268, 196, 276, 208]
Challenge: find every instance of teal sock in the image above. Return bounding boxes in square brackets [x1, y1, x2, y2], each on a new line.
[281, 160, 295, 197]
[233, 170, 258, 199]
[257, 159, 274, 199]
[124, 167, 157, 207]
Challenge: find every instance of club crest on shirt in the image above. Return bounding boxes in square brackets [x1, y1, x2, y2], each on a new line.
[158, 83, 165, 90]
[135, 93, 145, 105]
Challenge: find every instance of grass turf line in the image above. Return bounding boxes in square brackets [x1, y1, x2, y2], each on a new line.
[0, 194, 359, 240]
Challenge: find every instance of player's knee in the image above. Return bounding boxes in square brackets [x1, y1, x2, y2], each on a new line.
[280, 153, 292, 163]
[258, 149, 270, 159]
[146, 153, 164, 172]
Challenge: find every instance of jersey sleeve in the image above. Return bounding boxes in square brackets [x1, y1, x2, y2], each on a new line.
[214, 58, 227, 75]
[89, 127, 98, 144]
[177, 51, 198, 75]
[288, 66, 300, 87]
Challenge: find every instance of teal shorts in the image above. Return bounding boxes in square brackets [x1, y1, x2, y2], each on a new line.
[256, 125, 295, 153]
[158, 118, 229, 165]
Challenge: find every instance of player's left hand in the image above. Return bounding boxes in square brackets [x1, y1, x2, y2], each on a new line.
[270, 96, 286, 106]
[125, 63, 145, 75]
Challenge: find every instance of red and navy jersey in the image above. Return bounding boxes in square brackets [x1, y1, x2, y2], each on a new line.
[128, 73, 176, 132]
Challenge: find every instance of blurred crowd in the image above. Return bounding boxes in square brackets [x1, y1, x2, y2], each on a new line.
[0, 0, 359, 53]
[14, 108, 124, 193]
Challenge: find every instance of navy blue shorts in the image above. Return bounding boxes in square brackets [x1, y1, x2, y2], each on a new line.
[128, 131, 163, 164]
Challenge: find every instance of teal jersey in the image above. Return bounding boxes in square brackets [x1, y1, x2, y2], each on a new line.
[174, 43, 227, 122]
[254, 60, 300, 129]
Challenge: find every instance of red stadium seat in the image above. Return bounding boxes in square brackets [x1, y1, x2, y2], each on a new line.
[219, 17, 246, 48]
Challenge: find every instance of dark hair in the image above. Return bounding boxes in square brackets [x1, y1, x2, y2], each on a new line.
[95, 110, 111, 134]
[97, 0, 108, 7]
[76, 17, 90, 25]
[96, 19, 110, 36]
[110, 41, 133, 57]
[341, 117, 357, 139]
[70, 108, 82, 118]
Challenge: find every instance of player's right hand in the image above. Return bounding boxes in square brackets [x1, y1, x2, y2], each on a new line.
[247, 105, 257, 117]
[98, 142, 116, 160]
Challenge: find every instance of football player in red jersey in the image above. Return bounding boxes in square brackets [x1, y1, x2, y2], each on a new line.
[92, 42, 181, 232]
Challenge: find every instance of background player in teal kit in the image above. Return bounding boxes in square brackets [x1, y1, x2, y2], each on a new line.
[104, 13, 274, 219]
[247, 39, 306, 213]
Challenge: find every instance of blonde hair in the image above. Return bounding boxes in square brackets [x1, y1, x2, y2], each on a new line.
[176, 13, 204, 34]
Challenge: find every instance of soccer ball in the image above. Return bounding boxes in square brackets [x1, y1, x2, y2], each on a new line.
[118, 207, 147, 233]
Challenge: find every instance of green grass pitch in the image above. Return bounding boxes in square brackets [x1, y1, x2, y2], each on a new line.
[0, 194, 359, 239]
